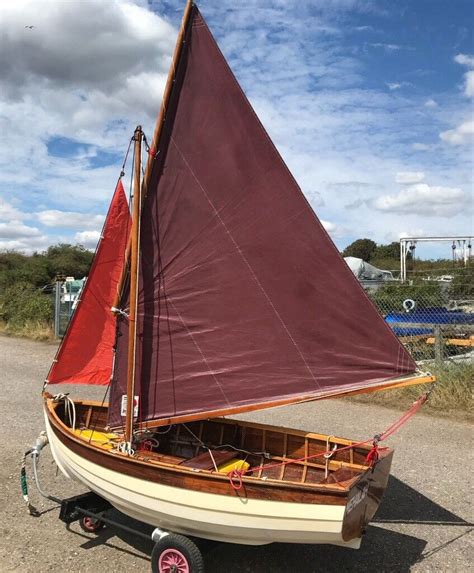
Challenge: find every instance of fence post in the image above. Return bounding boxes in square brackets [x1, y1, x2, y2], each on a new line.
[54, 280, 61, 338]
[434, 325, 444, 367]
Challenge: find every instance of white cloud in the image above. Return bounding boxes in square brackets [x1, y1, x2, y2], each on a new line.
[0, 198, 25, 221]
[321, 220, 345, 238]
[395, 171, 425, 184]
[411, 143, 431, 151]
[384, 228, 427, 242]
[0, 221, 41, 239]
[0, 0, 176, 212]
[321, 220, 336, 232]
[0, 236, 50, 253]
[464, 70, 474, 97]
[386, 81, 411, 90]
[36, 210, 104, 230]
[368, 43, 402, 51]
[0, 0, 470, 256]
[454, 53, 474, 68]
[454, 53, 474, 97]
[373, 183, 468, 217]
[74, 230, 101, 249]
[440, 120, 474, 145]
[424, 99, 437, 108]
[398, 229, 428, 239]
[437, 54, 473, 147]
[0, 220, 50, 253]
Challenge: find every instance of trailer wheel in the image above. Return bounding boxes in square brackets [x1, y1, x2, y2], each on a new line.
[79, 515, 105, 533]
[151, 534, 204, 573]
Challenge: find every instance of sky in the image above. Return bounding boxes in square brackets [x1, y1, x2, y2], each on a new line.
[0, 0, 472, 261]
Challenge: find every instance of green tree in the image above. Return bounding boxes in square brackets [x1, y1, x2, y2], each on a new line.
[373, 242, 400, 260]
[342, 238, 377, 261]
[45, 244, 93, 278]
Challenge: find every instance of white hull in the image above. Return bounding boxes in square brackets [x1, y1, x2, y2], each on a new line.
[44, 411, 360, 548]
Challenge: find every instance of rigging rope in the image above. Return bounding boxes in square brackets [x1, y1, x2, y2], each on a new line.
[226, 390, 432, 490]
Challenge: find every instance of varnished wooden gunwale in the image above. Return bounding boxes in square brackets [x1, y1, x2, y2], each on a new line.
[45, 397, 391, 505]
[52, 396, 374, 468]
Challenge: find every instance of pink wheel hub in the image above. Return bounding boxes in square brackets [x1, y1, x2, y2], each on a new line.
[83, 517, 100, 530]
[158, 548, 190, 573]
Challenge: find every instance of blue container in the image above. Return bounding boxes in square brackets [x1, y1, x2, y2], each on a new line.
[385, 307, 474, 336]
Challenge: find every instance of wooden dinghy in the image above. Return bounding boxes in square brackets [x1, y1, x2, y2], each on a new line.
[44, 397, 393, 548]
[39, 1, 435, 568]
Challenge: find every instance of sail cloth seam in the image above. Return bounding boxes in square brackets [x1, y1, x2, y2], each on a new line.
[165, 293, 232, 406]
[169, 136, 322, 391]
[197, 9, 415, 374]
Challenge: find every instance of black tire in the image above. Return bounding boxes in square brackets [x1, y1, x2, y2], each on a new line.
[79, 515, 105, 533]
[151, 533, 205, 573]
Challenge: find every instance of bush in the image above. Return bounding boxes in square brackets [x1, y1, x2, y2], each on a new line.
[0, 282, 53, 327]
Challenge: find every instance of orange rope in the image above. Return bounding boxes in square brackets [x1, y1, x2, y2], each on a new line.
[227, 391, 430, 488]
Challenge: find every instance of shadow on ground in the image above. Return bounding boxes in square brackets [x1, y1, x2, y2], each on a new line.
[65, 475, 471, 573]
[374, 475, 471, 526]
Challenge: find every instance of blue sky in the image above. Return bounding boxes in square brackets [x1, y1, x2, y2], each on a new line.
[0, 0, 472, 262]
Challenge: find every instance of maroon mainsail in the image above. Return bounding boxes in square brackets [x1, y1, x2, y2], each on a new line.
[109, 7, 416, 428]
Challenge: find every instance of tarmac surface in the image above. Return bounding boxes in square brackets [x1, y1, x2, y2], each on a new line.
[0, 335, 472, 572]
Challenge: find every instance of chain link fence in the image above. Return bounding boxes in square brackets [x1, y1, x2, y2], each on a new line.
[53, 278, 85, 337]
[51, 269, 474, 369]
[364, 272, 474, 367]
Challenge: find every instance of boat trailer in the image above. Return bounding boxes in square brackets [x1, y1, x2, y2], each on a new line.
[59, 491, 206, 572]
[22, 435, 206, 572]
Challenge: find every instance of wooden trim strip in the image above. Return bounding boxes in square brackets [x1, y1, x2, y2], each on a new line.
[302, 438, 309, 484]
[279, 434, 288, 481]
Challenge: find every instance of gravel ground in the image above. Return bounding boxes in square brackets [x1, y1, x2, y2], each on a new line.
[0, 335, 472, 572]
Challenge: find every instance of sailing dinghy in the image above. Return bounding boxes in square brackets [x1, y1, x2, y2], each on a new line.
[38, 1, 435, 570]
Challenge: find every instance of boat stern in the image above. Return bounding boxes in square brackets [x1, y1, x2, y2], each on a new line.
[341, 448, 394, 543]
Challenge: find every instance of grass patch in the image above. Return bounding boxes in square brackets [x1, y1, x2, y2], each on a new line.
[351, 362, 473, 419]
[0, 319, 55, 341]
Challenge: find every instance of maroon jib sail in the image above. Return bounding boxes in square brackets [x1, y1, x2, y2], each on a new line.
[109, 6, 417, 428]
[47, 181, 130, 385]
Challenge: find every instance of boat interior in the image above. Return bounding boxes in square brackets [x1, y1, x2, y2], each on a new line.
[53, 400, 377, 489]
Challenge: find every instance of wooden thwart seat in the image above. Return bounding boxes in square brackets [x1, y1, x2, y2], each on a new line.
[180, 449, 236, 470]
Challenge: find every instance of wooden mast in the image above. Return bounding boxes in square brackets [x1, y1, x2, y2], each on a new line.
[113, 0, 194, 309]
[125, 125, 143, 447]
